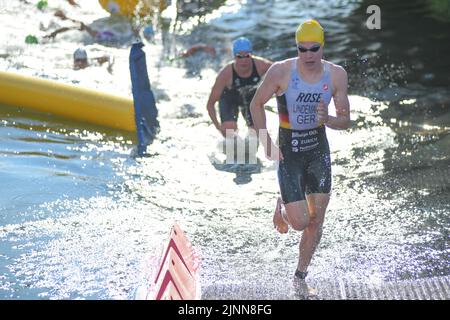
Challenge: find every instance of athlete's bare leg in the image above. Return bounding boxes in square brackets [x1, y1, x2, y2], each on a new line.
[273, 197, 288, 233]
[274, 197, 311, 233]
[297, 193, 330, 273]
[284, 200, 310, 231]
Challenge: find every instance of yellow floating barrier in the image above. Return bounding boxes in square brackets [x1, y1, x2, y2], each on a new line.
[0, 71, 136, 132]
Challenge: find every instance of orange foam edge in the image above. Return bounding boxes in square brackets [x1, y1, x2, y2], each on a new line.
[135, 222, 201, 300]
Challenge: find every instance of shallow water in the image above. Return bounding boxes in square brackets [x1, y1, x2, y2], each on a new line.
[0, 0, 449, 299]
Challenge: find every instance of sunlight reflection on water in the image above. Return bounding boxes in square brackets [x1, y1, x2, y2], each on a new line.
[0, 0, 448, 299]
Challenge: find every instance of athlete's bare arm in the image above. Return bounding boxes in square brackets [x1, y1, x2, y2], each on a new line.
[325, 64, 351, 130]
[181, 44, 216, 58]
[253, 56, 273, 76]
[206, 64, 232, 134]
[250, 60, 290, 160]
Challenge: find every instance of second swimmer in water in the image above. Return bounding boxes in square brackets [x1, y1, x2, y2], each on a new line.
[206, 37, 272, 138]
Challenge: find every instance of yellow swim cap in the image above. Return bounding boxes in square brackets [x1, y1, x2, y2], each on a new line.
[295, 19, 324, 46]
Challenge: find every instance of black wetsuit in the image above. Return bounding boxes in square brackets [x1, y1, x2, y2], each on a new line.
[219, 59, 261, 126]
[277, 59, 333, 203]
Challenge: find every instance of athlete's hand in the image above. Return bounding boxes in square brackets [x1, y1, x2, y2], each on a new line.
[265, 142, 284, 161]
[216, 124, 226, 137]
[219, 127, 226, 137]
[317, 99, 329, 125]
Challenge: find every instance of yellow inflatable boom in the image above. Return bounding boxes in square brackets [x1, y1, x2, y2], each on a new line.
[98, 0, 168, 17]
[0, 71, 136, 132]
